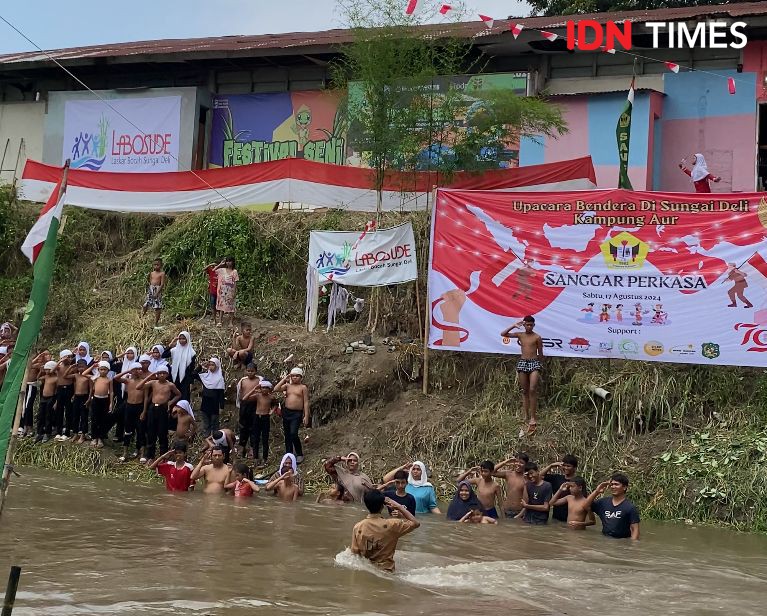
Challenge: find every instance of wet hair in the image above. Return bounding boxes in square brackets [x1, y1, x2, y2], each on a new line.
[611, 472, 630, 487]
[562, 454, 579, 467]
[571, 477, 587, 493]
[212, 430, 223, 440]
[524, 462, 539, 473]
[172, 440, 187, 453]
[393, 470, 408, 481]
[523, 315, 535, 324]
[233, 462, 252, 479]
[480, 460, 495, 472]
[516, 452, 530, 463]
[363, 489, 386, 514]
[245, 363, 257, 371]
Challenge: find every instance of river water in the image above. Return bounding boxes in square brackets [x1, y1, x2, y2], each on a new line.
[0, 469, 765, 615]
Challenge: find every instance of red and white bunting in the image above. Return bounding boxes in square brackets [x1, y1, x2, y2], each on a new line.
[600, 45, 616, 54]
[510, 23, 524, 39]
[665, 62, 680, 73]
[728, 77, 736, 95]
[439, 4, 452, 15]
[479, 14, 494, 29]
[541, 30, 558, 42]
[405, 0, 418, 15]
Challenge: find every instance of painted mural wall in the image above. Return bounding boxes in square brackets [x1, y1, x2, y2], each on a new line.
[520, 69, 757, 192]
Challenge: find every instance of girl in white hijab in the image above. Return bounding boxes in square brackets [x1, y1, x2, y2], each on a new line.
[168, 331, 196, 400]
[148, 345, 168, 373]
[76, 342, 93, 366]
[678, 153, 721, 193]
[194, 357, 226, 437]
[382, 460, 441, 514]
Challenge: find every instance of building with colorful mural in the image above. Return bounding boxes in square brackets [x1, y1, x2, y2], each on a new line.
[1, 3, 767, 192]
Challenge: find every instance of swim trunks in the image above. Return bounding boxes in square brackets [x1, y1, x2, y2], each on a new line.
[516, 359, 542, 373]
[504, 509, 522, 518]
[144, 285, 163, 309]
[484, 507, 499, 519]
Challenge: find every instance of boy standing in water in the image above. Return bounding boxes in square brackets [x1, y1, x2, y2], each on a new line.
[501, 315, 543, 435]
[493, 452, 529, 519]
[378, 469, 416, 516]
[275, 367, 310, 463]
[142, 258, 166, 327]
[456, 461, 502, 519]
[541, 454, 585, 523]
[550, 478, 595, 530]
[351, 490, 420, 573]
[517, 462, 553, 525]
[149, 441, 194, 492]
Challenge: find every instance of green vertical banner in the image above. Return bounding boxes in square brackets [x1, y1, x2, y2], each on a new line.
[0, 175, 66, 467]
[616, 77, 635, 190]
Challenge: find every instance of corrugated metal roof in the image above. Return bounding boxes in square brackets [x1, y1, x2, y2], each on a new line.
[0, 2, 765, 67]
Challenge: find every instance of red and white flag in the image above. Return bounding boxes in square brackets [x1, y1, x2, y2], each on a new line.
[665, 62, 680, 73]
[600, 46, 616, 54]
[728, 77, 736, 95]
[541, 31, 558, 42]
[479, 14, 494, 29]
[510, 23, 524, 39]
[439, 4, 451, 15]
[405, 0, 418, 15]
[21, 166, 68, 265]
[747, 252, 767, 278]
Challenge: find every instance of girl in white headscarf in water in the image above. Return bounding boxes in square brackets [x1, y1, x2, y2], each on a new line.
[382, 461, 442, 514]
[678, 153, 721, 193]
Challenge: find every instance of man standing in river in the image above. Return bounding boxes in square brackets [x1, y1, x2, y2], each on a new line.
[190, 446, 231, 494]
[587, 473, 640, 540]
[501, 316, 543, 435]
[351, 489, 419, 573]
[275, 367, 310, 463]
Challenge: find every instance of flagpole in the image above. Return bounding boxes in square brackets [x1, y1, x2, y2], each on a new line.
[422, 185, 437, 395]
[0, 161, 69, 520]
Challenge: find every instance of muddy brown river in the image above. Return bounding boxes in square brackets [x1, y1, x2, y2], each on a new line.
[0, 469, 765, 615]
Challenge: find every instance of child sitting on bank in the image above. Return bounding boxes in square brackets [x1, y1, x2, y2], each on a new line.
[171, 400, 197, 444]
[227, 322, 254, 367]
[225, 462, 260, 497]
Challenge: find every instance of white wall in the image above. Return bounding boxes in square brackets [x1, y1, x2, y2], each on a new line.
[0, 101, 45, 184]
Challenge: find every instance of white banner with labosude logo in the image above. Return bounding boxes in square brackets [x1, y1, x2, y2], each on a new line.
[309, 222, 417, 286]
[61, 97, 181, 172]
[428, 187, 767, 367]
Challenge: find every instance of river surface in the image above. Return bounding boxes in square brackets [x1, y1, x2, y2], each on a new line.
[0, 469, 765, 615]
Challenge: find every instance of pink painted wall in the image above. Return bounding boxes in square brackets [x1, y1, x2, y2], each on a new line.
[543, 97, 589, 164]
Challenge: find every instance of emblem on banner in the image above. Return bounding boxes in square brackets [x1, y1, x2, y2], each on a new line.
[644, 341, 664, 356]
[701, 342, 720, 359]
[600, 232, 649, 269]
[569, 337, 590, 351]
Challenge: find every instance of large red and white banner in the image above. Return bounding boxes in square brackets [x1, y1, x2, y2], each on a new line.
[19, 156, 595, 213]
[429, 188, 767, 367]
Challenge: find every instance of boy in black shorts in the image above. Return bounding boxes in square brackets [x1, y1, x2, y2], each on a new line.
[501, 315, 543, 435]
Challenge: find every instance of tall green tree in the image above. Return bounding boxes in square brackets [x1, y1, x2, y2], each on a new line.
[332, 0, 567, 213]
[528, 0, 762, 16]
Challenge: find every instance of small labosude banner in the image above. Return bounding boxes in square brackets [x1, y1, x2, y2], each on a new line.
[428, 188, 767, 367]
[62, 97, 181, 172]
[309, 223, 417, 286]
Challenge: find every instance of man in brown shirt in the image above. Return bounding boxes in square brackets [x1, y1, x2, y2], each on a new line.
[351, 490, 419, 573]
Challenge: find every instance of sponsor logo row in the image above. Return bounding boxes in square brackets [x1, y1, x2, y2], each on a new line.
[502, 336, 721, 359]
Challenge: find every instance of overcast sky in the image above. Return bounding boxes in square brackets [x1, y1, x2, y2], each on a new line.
[0, 1, 530, 54]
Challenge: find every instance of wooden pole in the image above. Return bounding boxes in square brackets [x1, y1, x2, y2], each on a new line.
[422, 185, 438, 395]
[0, 348, 31, 520]
[1, 566, 21, 616]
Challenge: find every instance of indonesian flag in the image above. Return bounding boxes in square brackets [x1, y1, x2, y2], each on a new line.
[601, 46, 616, 54]
[510, 23, 524, 38]
[747, 252, 767, 278]
[21, 166, 68, 264]
[405, 0, 418, 15]
[479, 14, 494, 29]
[439, 4, 451, 15]
[665, 62, 680, 73]
[541, 31, 558, 41]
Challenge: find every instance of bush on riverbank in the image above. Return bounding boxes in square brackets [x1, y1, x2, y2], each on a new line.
[2, 197, 767, 531]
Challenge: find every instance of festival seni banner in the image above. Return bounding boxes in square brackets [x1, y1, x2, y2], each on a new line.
[62, 97, 181, 172]
[310, 222, 417, 286]
[428, 188, 767, 366]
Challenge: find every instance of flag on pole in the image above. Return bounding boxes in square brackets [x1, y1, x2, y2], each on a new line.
[0, 164, 68, 469]
[616, 78, 635, 190]
[665, 62, 680, 73]
[541, 31, 558, 41]
[747, 252, 767, 278]
[479, 14, 494, 29]
[405, 0, 418, 15]
[439, 4, 452, 15]
[510, 23, 524, 39]
[601, 46, 617, 54]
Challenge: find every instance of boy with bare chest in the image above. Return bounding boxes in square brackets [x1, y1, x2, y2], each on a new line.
[243, 380, 275, 466]
[88, 361, 114, 448]
[226, 322, 254, 367]
[35, 361, 59, 443]
[54, 350, 76, 440]
[70, 360, 91, 443]
[171, 400, 197, 444]
[275, 367, 310, 463]
[142, 258, 166, 327]
[501, 316, 544, 435]
[457, 461, 503, 519]
[237, 363, 262, 458]
[115, 362, 146, 461]
[493, 452, 530, 519]
[137, 367, 180, 461]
